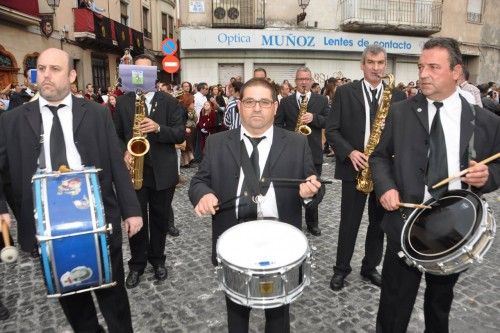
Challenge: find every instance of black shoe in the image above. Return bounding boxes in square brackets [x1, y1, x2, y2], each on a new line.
[330, 274, 345, 291]
[153, 265, 168, 281]
[361, 270, 382, 287]
[0, 301, 9, 320]
[30, 247, 39, 258]
[167, 226, 180, 237]
[125, 270, 142, 289]
[307, 226, 321, 236]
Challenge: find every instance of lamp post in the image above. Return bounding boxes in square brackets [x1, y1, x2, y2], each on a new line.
[297, 0, 310, 24]
[46, 0, 61, 14]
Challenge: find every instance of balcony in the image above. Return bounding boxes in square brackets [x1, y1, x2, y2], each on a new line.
[73, 8, 144, 55]
[339, 0, 442, 36]
[0, 0, 40, 26]
[212, 0, 265, 28]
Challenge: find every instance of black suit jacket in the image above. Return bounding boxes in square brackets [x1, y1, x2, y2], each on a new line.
[0, 96, 141, 251]
[370, 93, 500, 243]
[114, 91, 185, 190]
[188, 126, 325, 265]
[326, 79, 406, 181]
[275, 93, 329, 165]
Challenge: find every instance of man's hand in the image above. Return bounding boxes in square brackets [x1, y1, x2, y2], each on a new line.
[299, 175, 321, 199]
[462, 160, 489, 188]
[349, 150, 369, 171]
[185, 127, 192, 134]
[0, 213, 11, 229]
[301, 112, 314, 124]
[124, 216, 143, 237]
[379, 189, 400, 211]
[140, 117, 160, 134]
[194, 193, 219, 217]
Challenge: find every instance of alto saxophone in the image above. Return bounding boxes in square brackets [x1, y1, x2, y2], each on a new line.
[356, 74, 395, 194]
[127, 92, 150, 190]
[295, 96, 312, 136]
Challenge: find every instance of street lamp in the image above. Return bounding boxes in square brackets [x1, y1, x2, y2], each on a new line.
[297, 0, 310, 24]
[46, 0, 61, 14]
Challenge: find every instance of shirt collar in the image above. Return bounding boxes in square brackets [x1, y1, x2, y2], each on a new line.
[38, 93, 73, 111]
[363, 79, 383, 92]
[240, 125, 274, 142]
[296, 91, 311, 100]
[426, 88, 460, 109]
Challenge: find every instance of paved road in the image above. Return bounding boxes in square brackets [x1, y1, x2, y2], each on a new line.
[1, 160, 499, 332]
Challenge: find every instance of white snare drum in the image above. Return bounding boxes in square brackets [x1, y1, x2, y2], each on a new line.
[216, 219, 311, 309]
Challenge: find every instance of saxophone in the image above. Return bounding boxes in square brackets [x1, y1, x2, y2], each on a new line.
[356, 74, 395, 194]
[127, 92, 150, 190]
[295, 96, 312, 136]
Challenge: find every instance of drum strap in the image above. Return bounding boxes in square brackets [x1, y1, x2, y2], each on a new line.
[38, 124, 46, 170]
[465, 103, 477, 191]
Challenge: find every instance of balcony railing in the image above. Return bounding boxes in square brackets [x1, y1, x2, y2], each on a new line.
[339, 0, 442, 36]
[73, 8, 144, 55]
[212, 0, 265, 28]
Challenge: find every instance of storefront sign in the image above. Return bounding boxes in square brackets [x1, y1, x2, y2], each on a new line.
[180, 28, 428, 55]
[189, 1, 205, 13]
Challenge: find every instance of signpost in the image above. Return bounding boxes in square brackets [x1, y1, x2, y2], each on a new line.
[160, 38, 180, 74]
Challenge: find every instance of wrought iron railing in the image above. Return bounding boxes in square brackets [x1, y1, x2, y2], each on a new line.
[212, 0, 265, 28]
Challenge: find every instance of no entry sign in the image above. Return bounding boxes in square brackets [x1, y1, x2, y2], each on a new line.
[162, 55, 180, 73]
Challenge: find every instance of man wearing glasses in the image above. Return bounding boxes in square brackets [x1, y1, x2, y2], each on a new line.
[189, 78, 324, 332]
[275, 67, 330, 236]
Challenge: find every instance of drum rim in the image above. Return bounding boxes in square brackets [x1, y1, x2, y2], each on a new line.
[406, 195, 478, 258]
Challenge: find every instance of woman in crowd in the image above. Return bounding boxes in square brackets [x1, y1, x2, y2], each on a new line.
[196, 101, 216, 154]
[179, 93, 197, 167]
[208, 85, 227, 132]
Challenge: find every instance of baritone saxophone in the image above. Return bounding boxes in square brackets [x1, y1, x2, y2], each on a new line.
[356, 74, 395, 194]
[127, 92, 150, 190]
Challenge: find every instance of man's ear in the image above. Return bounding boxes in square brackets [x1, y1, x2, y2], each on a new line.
[69, 69, 77, 84]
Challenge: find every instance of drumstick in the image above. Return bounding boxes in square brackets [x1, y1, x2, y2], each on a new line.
[213, 194, 246, 210]
[398, 203, 432, 210]
[261, 177, 333, 185]
[432, 152, 500, 189]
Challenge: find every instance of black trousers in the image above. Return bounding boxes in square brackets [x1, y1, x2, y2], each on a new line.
[59, 225, 133, 333]
[128, 183, 175, 272]
[225, 297, 290, 333]
[305, 163, 322, 229]
[333, 180, 384, 276]
[376, 241, 460, 333]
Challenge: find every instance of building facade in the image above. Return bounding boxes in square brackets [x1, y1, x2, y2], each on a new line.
[178, 0, 499, 86]
[0, 0, 178, 92]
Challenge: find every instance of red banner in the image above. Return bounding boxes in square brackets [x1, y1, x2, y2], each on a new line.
[0, 0, 39, 17]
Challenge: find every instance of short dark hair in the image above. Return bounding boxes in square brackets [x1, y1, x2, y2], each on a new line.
[231, 81, 243, 93]
[311, 82, 320, 89]
[240, 78, 277, 102]
[133, 53, 157, 66]
[361, 44, 387, 64]
[197, 82, 208, 91]
[181, 81, 192, 93]
[423, 37, 463, 69]
[254, 68, 267, 76]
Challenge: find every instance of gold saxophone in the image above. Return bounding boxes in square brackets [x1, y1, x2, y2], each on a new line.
[356, 74, 395, 193]
[127, 92, 150, 190]
[295, 96, 312, 136]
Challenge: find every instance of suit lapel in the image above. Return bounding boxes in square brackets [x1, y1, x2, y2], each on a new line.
[24, 101, 42, 140]
[226, 128, 242, 168]
[72, 95, 87, 136]
[267, 127, 287, 171]
[307, 93, 318, 112]
[412, 93, 429, 132]
[353, 80, 366, 112]
[459, 96, 475, 158]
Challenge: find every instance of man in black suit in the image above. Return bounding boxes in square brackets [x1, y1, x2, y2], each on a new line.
[189, 78, 324, 333]
[325, 45, 406, 290]
[114, 54, 185, 288]
[275, 67, 329, 236]
[0, 48, 142, 332]
[371, 37, 500, 333]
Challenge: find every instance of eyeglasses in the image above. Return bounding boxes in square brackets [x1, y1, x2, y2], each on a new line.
[296, 77, 311, 82]
[241, 98, 274, 108]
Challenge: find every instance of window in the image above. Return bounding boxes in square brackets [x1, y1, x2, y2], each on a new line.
[467, 0, 483, 23]
[142, 6, 150, 38]
[120, 1, 129, 26]
[161, 13, 174, 40]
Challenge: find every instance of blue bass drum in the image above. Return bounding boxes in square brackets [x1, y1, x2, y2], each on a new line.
[33, 168, 115, 297]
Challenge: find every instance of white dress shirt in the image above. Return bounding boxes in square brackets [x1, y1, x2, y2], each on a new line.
[295, 91, 311, 106]
[423, 89, 462, 201]
[235, 125, 279, 219]
[194, 91, 207, 123]
[39, 93, 83, 172]
[362, 79, 383, 148]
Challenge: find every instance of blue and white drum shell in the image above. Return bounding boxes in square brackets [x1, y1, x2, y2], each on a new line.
[32, 168, 115, 297]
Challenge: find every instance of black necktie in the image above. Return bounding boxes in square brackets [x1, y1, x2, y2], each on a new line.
[47, 104, 68, 171]
[427, 101, 448, 199]
[238, 134, 266, 221]
[370, 89, 378, 124]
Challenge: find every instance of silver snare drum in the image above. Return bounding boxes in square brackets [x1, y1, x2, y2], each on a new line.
[216, 220, 311, 309]
[399, 190, 496, 275]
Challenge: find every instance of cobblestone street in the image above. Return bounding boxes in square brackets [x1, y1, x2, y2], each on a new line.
[1, 160, 499, 332]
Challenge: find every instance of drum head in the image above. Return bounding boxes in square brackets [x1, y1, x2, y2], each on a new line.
[403, 190, 482, 260]
[216, 220, 308, 271]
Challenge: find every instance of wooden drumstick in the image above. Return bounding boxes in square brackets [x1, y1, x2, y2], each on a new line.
[432, 152, 500, 189]
[1, 222, 10, 247]
[398, 203, 432, 210]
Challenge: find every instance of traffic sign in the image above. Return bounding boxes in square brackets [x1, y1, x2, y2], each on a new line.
[161, 38, 177, 55]
[162, 55, 180, 73]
